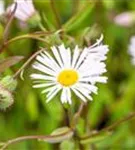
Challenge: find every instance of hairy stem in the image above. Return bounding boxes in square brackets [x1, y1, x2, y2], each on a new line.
[5, 32, 51, 46]
[13, 49, 45, 79]
[0, 31, 52, 53]
[0, 129, 73, 150]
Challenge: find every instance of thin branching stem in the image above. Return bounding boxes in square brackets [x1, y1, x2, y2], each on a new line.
[0, 129, 73, 150]
[13, 49, 45, 79]
[0, 31, 53, 53]
[81, 112, 135, 140]
[5, 32, 52, 46]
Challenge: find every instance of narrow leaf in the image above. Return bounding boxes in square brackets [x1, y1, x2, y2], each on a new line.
[63, 3, 94, 32]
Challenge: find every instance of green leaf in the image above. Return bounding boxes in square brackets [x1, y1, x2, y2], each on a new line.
[0, 56, 24, 73]
[51, 127, 71, 135]
[63, 3, 94, 32]
[26, 91, 39, 122]
[60, 140, 75, 150]
[42, 13, 56, 30]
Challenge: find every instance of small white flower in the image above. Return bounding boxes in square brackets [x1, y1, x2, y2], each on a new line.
[129, 36, 135, 65]
[0, 0, 5, 15]
[7, 0, 36, 22]
[31, 37, 109, 104]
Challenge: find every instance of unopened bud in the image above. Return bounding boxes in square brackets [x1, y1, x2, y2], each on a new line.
[0, 76, 17, 110]
[0, 76, 17, 91]
[0, 86, 14, 110]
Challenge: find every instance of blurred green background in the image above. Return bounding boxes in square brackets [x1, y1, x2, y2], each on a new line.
[1, 0, 135, 149]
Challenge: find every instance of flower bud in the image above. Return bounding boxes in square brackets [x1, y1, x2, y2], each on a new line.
[0, 76, 17, 110]
[6, 0, 38, 23]
[0, 76, 17, 91]
[0, 86, 14, 110]
[27, 12, 41, 28]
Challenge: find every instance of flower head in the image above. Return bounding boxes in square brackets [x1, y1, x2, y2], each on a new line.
[7, 0, 36, 22]
[31, 37, 109, 104]
[129, 36, 135, 65]
[114, 12, 135, 27]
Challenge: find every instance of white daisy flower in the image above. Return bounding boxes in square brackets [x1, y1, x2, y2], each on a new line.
[129, 36, 135, 65]
[0, 0, 4, 15]
[6, 0, 36, 22]
[31, 37, 109, 104]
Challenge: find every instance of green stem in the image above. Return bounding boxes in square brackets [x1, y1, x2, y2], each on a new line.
[71, 103, 86, 128]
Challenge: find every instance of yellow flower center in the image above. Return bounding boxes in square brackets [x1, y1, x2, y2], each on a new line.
[57, 69, 79, 86]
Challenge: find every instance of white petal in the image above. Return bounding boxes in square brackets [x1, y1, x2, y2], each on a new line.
[71, 46, 80, 68]
[78, 62, 106, 77]
[41, 84, 59, 94]
[33, 62, 57, 76]
[30, 74, 56, 81]
[76, 82, 98, 94]
[51, 46, 64, 68]
[7, 4, 27, 21]
[71, 87, 87, 102]
[58, 44, 68, 68]
[26, 0, 35, 14]
[74, 86, 92, 101]
[61, 88, 67, 103]
[79, 76, 107, 84]
[67, 48, 71, 68]
[129, 36, 135, 65]
[46, 85, 62, 102]
[18, 2, 30, 16]
[39, 52, 61, 72]
[66, 88, 72, 104]
[33, 82, 56, 88]
[74, 47, 88, 69]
